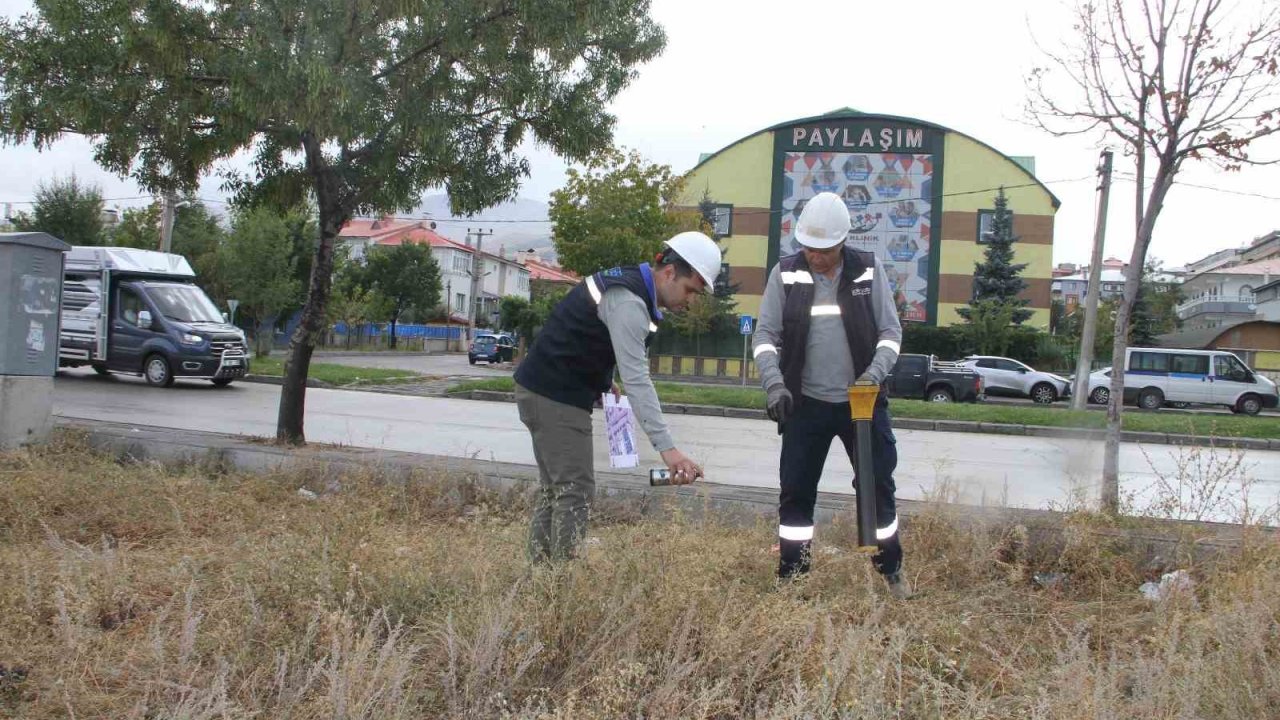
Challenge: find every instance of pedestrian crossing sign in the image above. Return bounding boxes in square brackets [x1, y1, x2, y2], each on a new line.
[739, 315, 754, 335]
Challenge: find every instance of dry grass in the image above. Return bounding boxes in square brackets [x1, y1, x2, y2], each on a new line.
[2, 438, 1280, 719]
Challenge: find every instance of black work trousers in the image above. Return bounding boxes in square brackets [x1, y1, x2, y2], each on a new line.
[778, 395, 902, 577]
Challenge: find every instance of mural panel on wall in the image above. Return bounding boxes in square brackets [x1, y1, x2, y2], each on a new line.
[780, 151, 934, 322]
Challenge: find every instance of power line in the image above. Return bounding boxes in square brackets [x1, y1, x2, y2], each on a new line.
[1112, 172, 1280, 201]
[2, 174, 1102, 222]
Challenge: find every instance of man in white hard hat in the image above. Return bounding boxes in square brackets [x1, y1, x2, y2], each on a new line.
[751, 191, 910, 599]
[514, 231, 722, 562]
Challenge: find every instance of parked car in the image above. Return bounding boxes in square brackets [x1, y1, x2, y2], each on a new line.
[886, 354, 985, 403]
[468, 333, 515, 364]
[1085, 348, 1278, 415]
[959, 355, 1071, 404]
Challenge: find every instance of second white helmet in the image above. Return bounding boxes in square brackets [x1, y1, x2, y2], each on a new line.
[794, 192, 851, 249]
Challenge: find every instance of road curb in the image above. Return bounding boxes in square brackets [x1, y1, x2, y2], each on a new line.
[458, 390, 1275, 451]
[51, 418, 1264, 558]
[240, 374, 333, 389]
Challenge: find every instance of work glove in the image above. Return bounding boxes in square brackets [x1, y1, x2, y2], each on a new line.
[766, 383, 793, 425]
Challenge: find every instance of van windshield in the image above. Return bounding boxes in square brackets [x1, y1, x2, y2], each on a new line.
[144, 283, 224, 323]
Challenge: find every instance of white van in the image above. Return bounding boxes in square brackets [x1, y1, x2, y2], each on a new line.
[1087, 347, 1278, 415]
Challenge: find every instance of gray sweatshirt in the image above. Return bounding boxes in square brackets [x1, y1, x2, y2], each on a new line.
[752, 258, 902, 402]
[597, 287, 675, 452]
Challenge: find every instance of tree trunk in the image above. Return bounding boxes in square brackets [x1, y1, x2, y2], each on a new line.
[277, 135, 347, 445]
[389, 312, 399, 350]
[1100, 165, 1176, 512]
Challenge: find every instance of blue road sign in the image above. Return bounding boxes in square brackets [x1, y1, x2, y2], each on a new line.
[739, 315, 754, 335]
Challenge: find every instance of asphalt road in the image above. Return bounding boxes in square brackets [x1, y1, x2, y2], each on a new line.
[52, 367, 1280, 522]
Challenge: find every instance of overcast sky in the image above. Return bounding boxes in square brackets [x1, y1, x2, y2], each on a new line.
[2, 0, 1277, 268]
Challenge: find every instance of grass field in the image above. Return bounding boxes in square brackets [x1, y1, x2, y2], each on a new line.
[3, 438, 1275, 718]
[249, 356, 423, 386]
[447, 377, 1280, 440]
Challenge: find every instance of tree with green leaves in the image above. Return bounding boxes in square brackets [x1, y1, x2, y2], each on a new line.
[170, 200, 228, 303]
[957, 187, 1031, 325]
[110, 203, 161, 249]
[328, 250, 383, 349]
[551, 149, 699, 276]
[363, 243, 442, 350]
[222, 206, 303, 357]
[1, 1, 664, 444]
[11, 175, 105, 245]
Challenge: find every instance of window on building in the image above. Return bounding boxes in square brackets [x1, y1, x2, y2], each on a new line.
[454, 293, 465, 312]
[976, 210, 995, 243]
[710, 204, 733, 237]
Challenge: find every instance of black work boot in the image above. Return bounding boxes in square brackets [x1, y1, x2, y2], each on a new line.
[884, 571, 913, 600]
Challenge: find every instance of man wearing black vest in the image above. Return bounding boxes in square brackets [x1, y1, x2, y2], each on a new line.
[514, 232, 723, 562]
[751, 191, 911, 599]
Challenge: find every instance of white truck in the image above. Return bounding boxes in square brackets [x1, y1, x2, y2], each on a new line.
[59, 246, 248, 387]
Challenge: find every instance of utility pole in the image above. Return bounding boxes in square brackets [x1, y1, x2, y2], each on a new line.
[466, 227, 493, 341]
[158, 191, 177, 253]
[1071, 149, 1113, 410]
[445, 278, 452, 351]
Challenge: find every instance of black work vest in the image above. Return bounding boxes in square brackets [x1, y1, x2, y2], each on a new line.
[778, 247, 884, 404]
[514, 264, 661, 410]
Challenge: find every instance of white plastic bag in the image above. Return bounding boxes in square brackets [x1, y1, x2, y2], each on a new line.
[603, 393, 639, 469]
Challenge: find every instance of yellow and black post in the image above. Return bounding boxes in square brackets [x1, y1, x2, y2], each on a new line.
[847, 382, 880, 552]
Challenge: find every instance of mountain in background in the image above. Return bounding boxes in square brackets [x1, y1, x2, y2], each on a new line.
[411, 194, 556, 259]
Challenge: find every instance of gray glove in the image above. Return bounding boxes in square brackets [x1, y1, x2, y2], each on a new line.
[766, 383, 793, 425]
[857, 345, 899, 386]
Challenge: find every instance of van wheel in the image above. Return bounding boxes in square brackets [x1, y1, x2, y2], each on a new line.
[927, 386, 954, 403]
[1090, 387, 1110, 405]
[1137, 388, 1164, 411]
[92, 363, 111, 377]
[1030, 383, 1058, 404]
[1237, 394, 1263, 416]
[144, 354, 175, 388]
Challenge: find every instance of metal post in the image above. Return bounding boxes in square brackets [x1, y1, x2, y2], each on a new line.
[467, 227, 493, 341]
[848, 383, 880, 551]
[1072, 150, 1114, 409]
[742, 335, 748, 386]
[158, 191, 177, 253]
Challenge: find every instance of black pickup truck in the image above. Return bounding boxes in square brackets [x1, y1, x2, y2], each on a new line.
[886, 354, 985, 403]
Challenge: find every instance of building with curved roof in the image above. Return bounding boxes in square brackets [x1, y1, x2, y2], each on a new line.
[679, 108, 1060, 327]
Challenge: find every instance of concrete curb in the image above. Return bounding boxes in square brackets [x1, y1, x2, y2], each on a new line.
[459, 390, 1278, 451]
[241, 374, 333, 389]
[53, 418, 1263, 556]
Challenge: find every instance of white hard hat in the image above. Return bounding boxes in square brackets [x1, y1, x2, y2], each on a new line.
[663, 231, 721, 289]
[794, 191, 851, 249]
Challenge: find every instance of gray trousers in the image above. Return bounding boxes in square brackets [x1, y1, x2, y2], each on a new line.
[515, 383, 595, 562]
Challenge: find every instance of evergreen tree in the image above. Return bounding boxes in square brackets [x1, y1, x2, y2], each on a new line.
[957, 187, 1032, 324]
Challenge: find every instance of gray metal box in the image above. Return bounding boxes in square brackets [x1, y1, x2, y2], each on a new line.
[0, 233, 71, 376]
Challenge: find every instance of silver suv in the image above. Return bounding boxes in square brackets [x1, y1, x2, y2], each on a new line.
[959, 356, 1071, 404]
